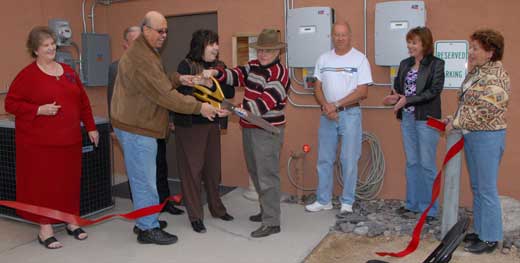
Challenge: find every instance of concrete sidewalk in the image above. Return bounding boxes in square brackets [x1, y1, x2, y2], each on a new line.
[0, 188, 337, 263]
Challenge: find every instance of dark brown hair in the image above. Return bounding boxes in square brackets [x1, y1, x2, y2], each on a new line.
[26, 26, 56, 58]
[470, 29, 504, 61]
[406, 26, 434, 56]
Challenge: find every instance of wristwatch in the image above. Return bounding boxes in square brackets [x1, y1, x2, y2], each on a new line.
[334, 101, 341, 111]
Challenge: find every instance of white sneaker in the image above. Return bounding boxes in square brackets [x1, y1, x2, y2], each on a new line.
[305, 201, 333, 212]
[340, 203, 353, 213]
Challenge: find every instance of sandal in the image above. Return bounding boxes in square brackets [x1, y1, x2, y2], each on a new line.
[66, 227, 88, 240]
[37, 235, 62, 249]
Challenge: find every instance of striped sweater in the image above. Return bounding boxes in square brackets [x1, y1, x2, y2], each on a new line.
[216, 59, 290, 128]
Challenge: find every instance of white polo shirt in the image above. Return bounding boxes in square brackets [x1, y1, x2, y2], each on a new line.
[314, 48, 373, 103]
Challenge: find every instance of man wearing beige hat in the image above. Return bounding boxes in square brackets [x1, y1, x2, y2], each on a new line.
[203, 29, 290, 238]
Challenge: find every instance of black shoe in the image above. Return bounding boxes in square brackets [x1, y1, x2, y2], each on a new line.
[137, 228, 178, 245]
[463, 233, 479, 243]
[218, 213, 234, 221]
[425, 216, 437, 224]
[133, 220, 167, 234]
[250, 225, 280, 238]
[396, 206, 414, 215]
[464, 240, 497, 254]
[162, 202, 184, 215]
[249, 213, 262, 222]
[191, 219, 207, 233]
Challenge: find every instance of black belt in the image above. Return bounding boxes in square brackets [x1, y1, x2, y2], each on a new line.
[336, 103, 360, 112]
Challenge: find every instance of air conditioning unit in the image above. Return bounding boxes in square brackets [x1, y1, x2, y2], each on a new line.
[0, 118, 114, 221]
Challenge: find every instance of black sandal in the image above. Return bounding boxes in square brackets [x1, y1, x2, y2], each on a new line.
[66, 227, 88, 240]
[37, 235, 62, 249]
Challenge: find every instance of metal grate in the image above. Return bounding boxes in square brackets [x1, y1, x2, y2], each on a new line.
[0, 118, 114, 220]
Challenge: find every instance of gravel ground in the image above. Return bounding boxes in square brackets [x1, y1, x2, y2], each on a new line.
[304, 232, 520, 263]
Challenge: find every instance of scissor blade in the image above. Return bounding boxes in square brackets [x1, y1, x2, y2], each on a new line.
[221, 100, 280, 134]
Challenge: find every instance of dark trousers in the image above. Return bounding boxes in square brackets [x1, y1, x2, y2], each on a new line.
[156, 138, 170, 202]
[127, 138, 171, 202]
[175, 124, 227, 222]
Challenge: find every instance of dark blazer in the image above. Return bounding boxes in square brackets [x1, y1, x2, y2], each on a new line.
[107, 60, 119, 118]
[394, 54, 445, 120]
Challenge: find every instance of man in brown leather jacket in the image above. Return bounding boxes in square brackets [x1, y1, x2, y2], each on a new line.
[111, 11, 221, 245]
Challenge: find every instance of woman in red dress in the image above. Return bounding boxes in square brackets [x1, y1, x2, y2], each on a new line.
[5, 26, 99, 249]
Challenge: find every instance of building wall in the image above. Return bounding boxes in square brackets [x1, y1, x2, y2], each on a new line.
[1, 0, 518, 206]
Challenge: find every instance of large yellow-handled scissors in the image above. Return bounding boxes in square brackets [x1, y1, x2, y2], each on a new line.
[193, 77, 280, 134]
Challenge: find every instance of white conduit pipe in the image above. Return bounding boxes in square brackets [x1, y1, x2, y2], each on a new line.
[81, 0, 88, 32]
[90, 1, 97, 33]
[286, 132, 386, 200]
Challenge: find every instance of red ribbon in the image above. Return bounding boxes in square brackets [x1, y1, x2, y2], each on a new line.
[0, 194, 182, 226]
[376, 117, 464, 258]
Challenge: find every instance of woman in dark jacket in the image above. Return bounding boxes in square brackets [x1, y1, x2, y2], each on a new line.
[174, 29, 235, 233]
[383, 26, 445, 221]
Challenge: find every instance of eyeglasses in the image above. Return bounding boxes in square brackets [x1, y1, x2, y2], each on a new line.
[145, 25, 168, 35]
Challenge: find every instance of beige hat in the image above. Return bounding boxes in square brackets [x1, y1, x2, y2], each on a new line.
[249, 29, 287, 50]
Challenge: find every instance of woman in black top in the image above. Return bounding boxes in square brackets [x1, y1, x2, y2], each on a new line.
[174, 29, 235, 233]
[383, 26, 445, 221]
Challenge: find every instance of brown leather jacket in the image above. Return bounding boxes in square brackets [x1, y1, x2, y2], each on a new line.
[111, 35, 202, 138]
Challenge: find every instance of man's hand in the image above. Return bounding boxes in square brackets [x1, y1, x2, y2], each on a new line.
[217, 109, 231, 117]
[200, 103, 218, 121]
[326, 110, 338, 120]
[321, 102, 337, 115]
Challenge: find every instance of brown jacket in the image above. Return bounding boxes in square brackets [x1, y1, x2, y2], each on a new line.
[111, 35, 202, 138]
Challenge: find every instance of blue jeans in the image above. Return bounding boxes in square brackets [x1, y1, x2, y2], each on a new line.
[114, 128, 160, 230]
[316, 107, 362, 205]
[464, 130, 506, 242]
[400, 112, 440, 216]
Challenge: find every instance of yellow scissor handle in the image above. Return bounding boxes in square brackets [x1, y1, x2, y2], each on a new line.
[193, 76, 224, 109]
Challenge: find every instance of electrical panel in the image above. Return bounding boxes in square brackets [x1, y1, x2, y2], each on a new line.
[287, 7, 334, 67]
[375, 1, 426, 66]
[81, 33, 111, 86]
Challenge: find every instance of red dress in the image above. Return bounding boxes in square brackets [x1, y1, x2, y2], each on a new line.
[4, 62, 96, 224]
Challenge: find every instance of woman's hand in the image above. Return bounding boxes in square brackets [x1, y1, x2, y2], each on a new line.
[382, 94, 400, 106]
[202, 69, 218, 79]
[393, 95, 407, 113]
[37, 102, 61, 116]
[443, 115, 454, 133]
[179, 75, 195, 86]
[88, 130, 99, 147]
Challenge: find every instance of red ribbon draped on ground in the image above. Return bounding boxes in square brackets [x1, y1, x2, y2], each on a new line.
[0, 194, 182, 226]
[376, 117, 464, 258]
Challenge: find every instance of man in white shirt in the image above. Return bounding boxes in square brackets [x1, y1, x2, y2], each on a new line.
[305, 21, 373, 215]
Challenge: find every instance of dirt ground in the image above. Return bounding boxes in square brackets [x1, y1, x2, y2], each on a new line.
[304, 232, 520, 263]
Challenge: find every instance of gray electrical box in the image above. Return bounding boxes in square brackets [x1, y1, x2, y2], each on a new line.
[375, 1, 425, 66]
[287, 7, 334, 67]
[56, 50, 76, 70]
[81, 33, 111, 86]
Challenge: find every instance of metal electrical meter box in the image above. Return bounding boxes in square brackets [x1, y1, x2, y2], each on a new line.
[287, 7, 334, 67]
[49, 19, 73, 46]
[375, 1, 425, 66]
[82, 33, 111, 86]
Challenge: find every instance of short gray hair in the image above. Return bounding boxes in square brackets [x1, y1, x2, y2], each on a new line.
[123, 26, 141, 41]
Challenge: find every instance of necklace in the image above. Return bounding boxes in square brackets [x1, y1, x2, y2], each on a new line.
[37, 61, 61, 80]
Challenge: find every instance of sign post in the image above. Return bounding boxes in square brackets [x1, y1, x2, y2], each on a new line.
[435, 41, 468, 88]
